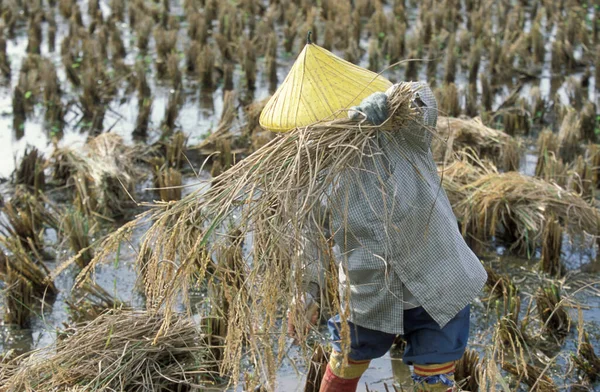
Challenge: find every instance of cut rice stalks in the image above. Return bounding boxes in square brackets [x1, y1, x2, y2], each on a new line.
[453, 169, 600, 253]
[74, 85, 416, 385]
[502, 361, 558, 392]
[0, 310, 218, 391]
[61, 210, 96, 269]
[535, 285, 571, 341]
[454, 349, 482, 392]
[65, 281, 126, 324]
[0, 235, 57, 299]
[1, 189, 59, 257]
[15, 148, 45, 193]
[52, 134, 143, 220]
[433, 116, 512, 166]
[539, 214, 564, 277]
[573, 330, 600, 383]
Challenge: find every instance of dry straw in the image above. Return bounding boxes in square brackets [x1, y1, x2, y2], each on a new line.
[451, 165, 600, 252]
[0, 310, 216, 391]
[74, 85, 416, 388]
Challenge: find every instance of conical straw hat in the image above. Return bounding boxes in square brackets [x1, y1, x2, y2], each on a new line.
[259, 37, 393, 132]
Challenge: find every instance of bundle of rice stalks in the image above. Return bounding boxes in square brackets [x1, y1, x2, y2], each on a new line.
[53, 134, 142, 220]
[65, 282, 125, 323]
[501, 362, 558, 392]
[539, 214, 563, 277]
[580, 102, 596, 143]
[15, 147, 45, 193]
[435, 83, 460, 117]
[501, 138, 522, 172]
[75, 85, 416, 385]
[161, 89, 182, 134]
[2, 258, 34, 328]
[154, 166, 183, 202]
[1, 189, 59, 256]
[433, 116, 512, 166]
[0, 235, 58, 299]
[535, 285, 571, 339]
[61, 210, 95, 269]
[495, 299, 529, 371]
[498, 109, 530, 136]
[0, 35, 11, 78]
[1, 310, 217, 391]
[569, 155, 594, 200]
[573, 331, 600, 383]
[484, 265, 517, 302]
[455, 349, 482, 392]
[558, 109, 582, 163]
[454, 170, 600, 253]
[535, 130, 560, 179]
[163, 131, 187, 169]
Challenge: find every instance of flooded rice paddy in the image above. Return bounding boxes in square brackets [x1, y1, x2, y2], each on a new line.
[0, 0, 599, 391]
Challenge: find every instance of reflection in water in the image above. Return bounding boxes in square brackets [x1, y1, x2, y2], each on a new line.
[1, 325, 33, 357]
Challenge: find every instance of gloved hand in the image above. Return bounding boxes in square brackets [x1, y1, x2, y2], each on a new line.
[348, 91, 389, 125]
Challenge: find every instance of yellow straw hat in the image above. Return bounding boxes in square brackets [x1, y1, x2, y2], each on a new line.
[259, 33, 393, 133]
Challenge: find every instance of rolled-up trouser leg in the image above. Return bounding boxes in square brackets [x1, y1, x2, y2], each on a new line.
[321, 315, 397, 392]
[402, 305, 471, 392]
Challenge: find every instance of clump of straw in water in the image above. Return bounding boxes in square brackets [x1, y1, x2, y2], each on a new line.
[483, 264, 517, 302]
[587, 144, 600, 188]
[52, 134, 142, 220]
[433, 117, 512, 166]
[558, 109, 582, 163]
[535, 130, 560, 179]
[153, 165, 183, 201]
[161, 89, 182, 135]
[61, 210, 95, 269]
[501, 362, 558, 392]
[194, 90, 238, 155]
[0, 235, 58, 300]
[453, 170, 600, 253]
[539, 214, 563, 277]
[15, 148, 45, 193]
[569, 155, 594, 200]
[501, 138, 522, 172]
[455, 349, 482, 392]
[1, 251, 34, 328]
[0, 35, 11, 78]
[573, 330, 600, 383]
[74, 85, 416, 386]
[580, 102, 596, 143]
[1, 189, 59, 256]
[65, 282, 125, 323]
[435, 83, 460, 117]
[535, 284, 570, 340]
[1, 310, 216, 391]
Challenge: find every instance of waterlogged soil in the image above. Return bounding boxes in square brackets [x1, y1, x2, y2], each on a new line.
[0, 1, 599, 391]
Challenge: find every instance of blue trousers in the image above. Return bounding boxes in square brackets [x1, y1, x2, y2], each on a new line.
[328, 305, 470, 365]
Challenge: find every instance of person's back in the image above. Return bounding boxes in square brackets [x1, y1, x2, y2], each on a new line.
[293, 82, 487, 392]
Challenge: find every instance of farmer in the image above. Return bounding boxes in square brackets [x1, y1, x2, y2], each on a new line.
[288, 82, 488, 392]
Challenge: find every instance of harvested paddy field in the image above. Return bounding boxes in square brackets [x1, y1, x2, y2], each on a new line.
[0, 0, 599, 391]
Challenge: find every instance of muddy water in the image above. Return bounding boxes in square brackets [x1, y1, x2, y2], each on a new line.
[0, 1, 599, 391]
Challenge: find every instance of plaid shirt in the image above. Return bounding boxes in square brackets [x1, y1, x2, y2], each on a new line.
[306, 82, 487, 334]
